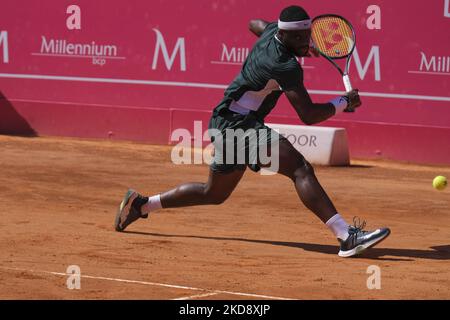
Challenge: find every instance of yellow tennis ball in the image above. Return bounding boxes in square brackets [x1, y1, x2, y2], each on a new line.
[432, 176, 447, 191]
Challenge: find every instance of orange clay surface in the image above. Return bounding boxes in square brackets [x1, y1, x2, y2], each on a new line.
[0, 135, 449, 299]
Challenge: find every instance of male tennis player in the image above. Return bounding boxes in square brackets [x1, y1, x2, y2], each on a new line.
[115, 5, 390, 257]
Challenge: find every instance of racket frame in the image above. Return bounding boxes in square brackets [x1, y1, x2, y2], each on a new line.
[311, 14, 357, 111]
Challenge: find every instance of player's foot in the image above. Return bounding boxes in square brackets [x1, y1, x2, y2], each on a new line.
[338, 218, 390, 257]
[114, 189, 148, 232]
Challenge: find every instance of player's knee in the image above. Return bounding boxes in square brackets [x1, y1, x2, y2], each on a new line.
[203, 185, 231, 205]
[206, 193, 230, 205]
[293, 156, 315, 180]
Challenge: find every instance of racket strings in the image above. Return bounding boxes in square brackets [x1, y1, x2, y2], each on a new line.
[311, 17, 354, 58]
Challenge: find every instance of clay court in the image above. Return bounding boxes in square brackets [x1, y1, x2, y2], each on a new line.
[0, 134, 449, 300]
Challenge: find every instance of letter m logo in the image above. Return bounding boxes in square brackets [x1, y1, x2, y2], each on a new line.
[152, 29, 186, 71]
[0, 31, 9, 63]
[352, 45, 381, 81]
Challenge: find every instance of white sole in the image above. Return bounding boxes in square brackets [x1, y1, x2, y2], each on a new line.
[114, 189, 138, 231]
[338, 230, 390, 258]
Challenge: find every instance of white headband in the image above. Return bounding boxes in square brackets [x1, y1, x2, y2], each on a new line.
[278, 19, 311, 30]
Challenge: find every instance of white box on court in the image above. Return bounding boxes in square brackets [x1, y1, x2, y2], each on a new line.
[266, 123, 350, 166]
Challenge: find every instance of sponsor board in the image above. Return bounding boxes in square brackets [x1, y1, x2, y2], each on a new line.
[267, 123, 350, 166]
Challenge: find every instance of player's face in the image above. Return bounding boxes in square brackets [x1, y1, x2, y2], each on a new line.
[280, 29, 312, 57]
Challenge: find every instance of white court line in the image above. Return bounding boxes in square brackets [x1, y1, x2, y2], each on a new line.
[0, 266, 294, 300]
[407, 71, 450, 76]
[210, 61, 243, 66]
[308, 89, 450, 102]
[0, 73, 449, 102]
[0, 73, 227, 89]
[210, 61, 315, 69]
[173, 292, 220, 300]
[31, 53, 126, 60]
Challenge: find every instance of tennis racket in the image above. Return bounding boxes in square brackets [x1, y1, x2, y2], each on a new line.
[311, 14, 357, 111]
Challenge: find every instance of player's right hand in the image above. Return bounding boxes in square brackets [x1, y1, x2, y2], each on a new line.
[344, 89, 362, 112]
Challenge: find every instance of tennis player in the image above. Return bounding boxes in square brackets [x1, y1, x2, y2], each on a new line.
[115, 5, 390, 257]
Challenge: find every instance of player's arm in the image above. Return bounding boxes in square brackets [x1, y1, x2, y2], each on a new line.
[285, 85, 361, 125]
[249, 19, 270, 37]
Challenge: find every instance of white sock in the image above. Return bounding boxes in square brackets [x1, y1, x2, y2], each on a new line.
[141, 194, 162, 214]
[326, 213, 349, 241]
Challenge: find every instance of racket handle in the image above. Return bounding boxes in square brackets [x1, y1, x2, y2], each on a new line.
[343, 74, 353, 92]
[342, 74, 355, 112]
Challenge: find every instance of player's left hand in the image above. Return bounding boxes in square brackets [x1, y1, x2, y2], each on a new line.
[344, 89, 362, 111]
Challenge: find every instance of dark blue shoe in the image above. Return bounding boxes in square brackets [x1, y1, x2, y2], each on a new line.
[338, 218, 390, 257]
[114, 189, 148, 232]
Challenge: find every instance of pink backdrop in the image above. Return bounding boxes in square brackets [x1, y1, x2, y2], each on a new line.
[1, 0, 449, 164]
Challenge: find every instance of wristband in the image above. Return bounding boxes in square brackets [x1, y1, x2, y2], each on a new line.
[329, 96, 349, 114]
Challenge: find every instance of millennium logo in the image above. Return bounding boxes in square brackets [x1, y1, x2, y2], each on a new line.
[0, 31, 8, 63]
[419, 52, 450, 74]
[34, 36, 124, 66]
[220, 44, 249, 64]
[211, 44, 250, 66]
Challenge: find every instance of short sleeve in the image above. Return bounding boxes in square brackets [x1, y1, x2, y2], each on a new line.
[274, 60, 303, 91]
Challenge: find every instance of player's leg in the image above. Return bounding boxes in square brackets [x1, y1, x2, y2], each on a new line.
[248, 127, 338, 224]
[274, 139, 337, 224]
[115, 106, 248, 232]
[155, 168, 245, 208]
[115, 168, 245, 232]
[261, 137, 390, 257]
